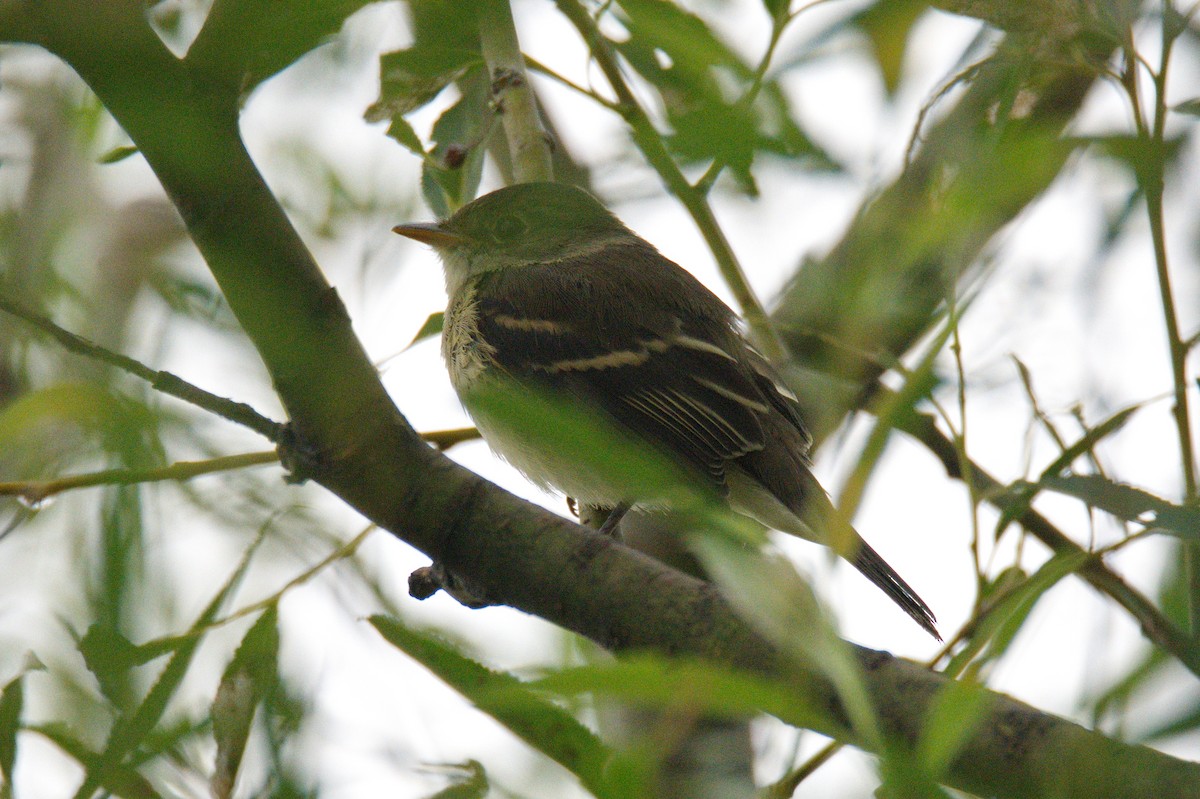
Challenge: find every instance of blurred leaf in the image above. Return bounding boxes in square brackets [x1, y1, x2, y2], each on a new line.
[407, 312, 445, 350]
[1040, 474, 1200, 540]
[367, 47, 484, 122]
[421, 69, 490, 216]
[74, 533, 265, 798]
[187, 0, 375, 94]
[534, 654, 829, 732]
[0, 674, 24, 799]
[917, 678, 992, 777]
[689, 535, 876, 746]
[1083, 133, 1187, 186]
[947, 552, 1087, 676]
[98, 145, 140, 165]
[148, 272, 241, 333]
[1097, 186, 1143, 253]
[79, 623, 150, 703]
[993, 403, 1141, 540]
[1173, 97, 1200, 117]
[614, 0, 831, 190]
[1138, 697, 1200, 743]
[841, 295, 956, 515]
[212, 609, 280, 799]
[761, 0, 790, 25]
[384, 117, 427, 158]
[846, 0, 930, 94]
[29, 723, 162, 799]
[421, 760, 488, 799]
[369, 615, 640, 799]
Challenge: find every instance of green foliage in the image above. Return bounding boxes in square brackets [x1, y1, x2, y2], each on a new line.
[612, 0, 833, 191]
[0, 673, 25, 799]
[370, 614, 647, 799]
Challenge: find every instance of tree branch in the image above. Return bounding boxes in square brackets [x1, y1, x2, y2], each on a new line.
[477, 0, 554, 183]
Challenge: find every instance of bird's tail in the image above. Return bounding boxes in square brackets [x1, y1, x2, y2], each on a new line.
[849, 539, 940, 641]
[729, 463, 941, 640]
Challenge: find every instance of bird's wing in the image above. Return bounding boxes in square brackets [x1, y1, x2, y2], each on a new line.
[473, 246, 772, 488]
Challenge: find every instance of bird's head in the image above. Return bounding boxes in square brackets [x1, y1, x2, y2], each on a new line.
[393, 182, 637, 293]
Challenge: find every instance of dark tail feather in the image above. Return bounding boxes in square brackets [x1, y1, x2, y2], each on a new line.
[851, 542, 940, 640]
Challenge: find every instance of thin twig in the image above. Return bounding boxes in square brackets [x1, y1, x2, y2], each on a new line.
[0, 451, 279, 505]
[551, 0, 787, 362]
[762, 740, 842, 798]
[898, 408, 1200, 676]
[478, 0, 555, 183]
[695, 8, 792, 196]
[0, 427, 479, 505]
[0, 296, 284, 442]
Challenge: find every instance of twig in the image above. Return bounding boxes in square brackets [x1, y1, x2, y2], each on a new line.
[0, 296, 284, 442]
[0, 425, 478, 505]
[551, 0, 787, 362]
[0, 451, 279, 505]
[478, 0, 555, 183]
[898, 408, 1200, 677]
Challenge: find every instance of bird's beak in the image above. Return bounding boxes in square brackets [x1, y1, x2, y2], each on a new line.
[392, 222, 463, 248]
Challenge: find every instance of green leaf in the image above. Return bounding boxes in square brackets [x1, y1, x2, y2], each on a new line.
[407, 312, 445, 350]
[917, 678, 992, 777]
[186, 0, 375, 94]
[992, 403, 1141, 540]
[0, 674, 24, 799]
[946, 552, 1087, 675]
[28, 723, 163, 799]
[846, 0, 930, 94]
[1172, 97, 1200, 117]
[98, 145, 140, 165]
[614, 0, 831, 190]
[369, 615, 641, 799]
[385, 117, 427, 158]
[72, 534, 267, 799]
[1082, 134, 1187, 185]
[421, 69, 490, 215]
[367, 48, 484, 121]
[534, 654, 830, 733]
[212, 609, 280, 799]
[78, 623, 149, 703]
[422, 760, 488, 799]
[1040, 474, 1200, 540]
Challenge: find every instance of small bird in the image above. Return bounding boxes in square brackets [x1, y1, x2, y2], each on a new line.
[393, 182, 938, 639]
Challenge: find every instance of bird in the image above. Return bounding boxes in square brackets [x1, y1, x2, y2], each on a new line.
[393, 181, 938, 640]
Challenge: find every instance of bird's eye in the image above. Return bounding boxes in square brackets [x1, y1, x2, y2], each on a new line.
[493, 214, 527, 241]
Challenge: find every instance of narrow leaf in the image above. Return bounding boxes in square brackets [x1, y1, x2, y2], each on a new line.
[0, 674, 24, 799]
[98, 145, 140, 165]
[1041, 474, 1200, 540]
[407, 312, 445, 350]
[534, 654, 830, 733]
[72, 534, 266, 799]
[421, 759, 488, 799]
[30, 723, 163, 799]
[369, 615, 635, 799]
[946, 551, 1087, 675]
[993, 403, 1141, 540]
[212, 609, 280, 799]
